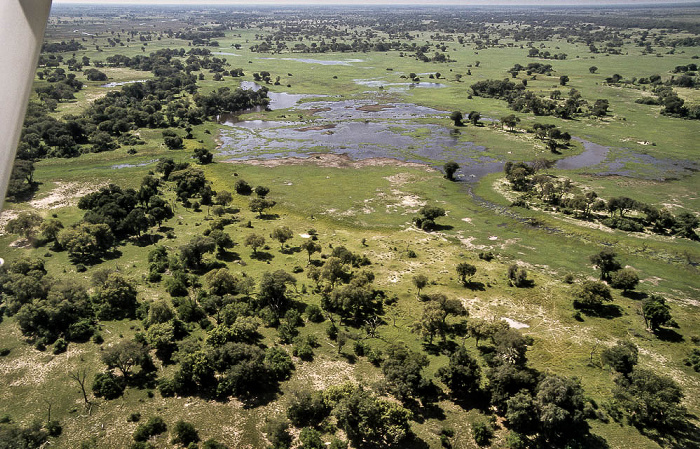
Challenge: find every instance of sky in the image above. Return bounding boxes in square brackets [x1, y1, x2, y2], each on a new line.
[51, 0, 700, 5]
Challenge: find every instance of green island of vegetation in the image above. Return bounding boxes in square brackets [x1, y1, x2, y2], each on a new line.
[1, 4, 699, 449]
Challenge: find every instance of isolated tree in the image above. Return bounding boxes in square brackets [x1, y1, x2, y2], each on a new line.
[642, 294, 674, 331]
[209, 229, 234, 257]
[443, 161, 459, 181]
[456, 262, 477, 286]
[450, 111, 463, 126]
[235, 179, 252, 195]
[249, 197, 276, 217]
[271, 226, 293, 250]
[254, 185, 270, 198]
[573, 280, 613, 310]
[501, 114, 519, 131]
[589, 248, 621, 281]
[412, 274, 428, 296]
[69, 368, 91, 405]
[559, 75, 569, 86]
[300, 239, 322, 263]
[507, 264, 530, 287]
[468, 110, 481, 126]
[215, 190, 233, 206]
[244, 233, 265, 255]
[609, 268, 639, 293]
[589, 66, 598, 74]
[172, 421, 199, 446]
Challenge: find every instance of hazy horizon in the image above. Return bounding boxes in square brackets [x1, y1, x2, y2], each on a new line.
[51, 0, 700, 6]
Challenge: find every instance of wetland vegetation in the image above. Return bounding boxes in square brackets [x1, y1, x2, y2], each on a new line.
[1, 4, 699, 449]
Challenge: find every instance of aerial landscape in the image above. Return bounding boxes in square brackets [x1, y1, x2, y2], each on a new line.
[1, 2, 699, 448]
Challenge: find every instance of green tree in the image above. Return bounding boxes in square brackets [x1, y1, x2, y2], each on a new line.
[456, 262, 477, 286]
[642, 294, 674, 331]
[468, 110, 481, 126]
[95, 273, 138, 320]
[609, 268, 639, 293]
[7, 212, 43, 242]
[559, 75, 569, 86]
[249, 197, 276, 217]
[244, 233, 265, 255]
[437, 347, 481, 397]
[300, 240, 322, 263]
[271, 226, 293, 250]
[601, 341, 638, 374]
[534, 374, 587, 443]
[449, 111, 463, 126]
[443, 161, 459, 181]
[412, 274, 428, 296]
[589, 248, 621, 281]
[573, 280, 613, 311]
[171, 421, 199, 446]
[179, 235, 216, 269]
[193, 148, 213, 164]
[101, 340, 150, 379]
[208, 229, 234, 257]
[254, 185, 270, 198]
[382, 344, 429, 402]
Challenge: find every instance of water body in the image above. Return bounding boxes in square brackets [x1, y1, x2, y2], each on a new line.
[218, 85, 695, 182]
[212, 51, 242, 56]
[354, 79, 447, 89]
[111, 160, 157, 170]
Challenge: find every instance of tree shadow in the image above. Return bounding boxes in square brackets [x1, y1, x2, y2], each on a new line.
[465, 281, 486, 291]
[432, 224, 454, 231]
[250, 251, 274, 262]
[259, 213, 280, 220]
[580, 304, 623, 319]
[218, 251, 241, 262]
[654, 328, 684, 343]
[281, 246, 302, 255]
[133, 233, 163, 247]
[452, 389, 492, 413]
[638, 416, 700, 449]
[622, 291, 648, 300]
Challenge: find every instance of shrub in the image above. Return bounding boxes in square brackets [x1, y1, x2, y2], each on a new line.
[52, 338, 68, 354]
[172, 420, 199, 446]
[305, 304, 324, 323]
[472, 420, 494, 446]
[133, 417, 167, 442]
[92, 372, 124, 399]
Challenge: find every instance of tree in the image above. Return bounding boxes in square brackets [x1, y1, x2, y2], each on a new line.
[215, 190, 233, 206]
[456, 263, 477, 286]
[287, 390, 330, 428]
[300, 240, 321, 263]
[265, 418, 291, 449]
[468, 110, 481, 126]
[40, 218, 64, 247]
[534, 374, 587, 443]
[412, 274, 428, 296]
[179, 235, 216, 270]
[437, 347, 481, 397]
[208, 229, 234, 257]
[612, 368, 686, 430]
[258, 270, 296, 315]
[466, 318, 508, 347]
[589, 248, 621, 281]
[559, 75, 569, 86]
[501, 114, 519, 131]
[271, 226, 293, 250]
[58, 222, 114, 262]
[254, 185, 270, 198]
[415, 205, 446, 231]
[609, 268, 639, 293]
[249, 197, 276, 217]
[68, 368, 91, 405]
[450, 111, 463, 126]
[573, 280, 613, 311]
[101, 340, 149, 379]
[235, 179, 252, 195]
[589, 66, 598, 74]
[642, 294, 674, 331]
[244, 233, 265, 255]
[299, 428, 324, 449]
[193, 148, 213, 164]
[95, 273, 138, 320]
[443, 161, 459, 181]
[7, 212, 43, 242]
[121, 208, 149, 236]
[507, 264, 530, 287]
[601, 341, 638, 374]
[382, 344, 429, 402]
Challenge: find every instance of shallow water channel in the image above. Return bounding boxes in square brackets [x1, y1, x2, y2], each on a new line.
[217, 83, 696, 182]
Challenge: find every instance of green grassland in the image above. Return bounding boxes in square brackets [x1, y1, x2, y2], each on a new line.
[1, 6, 699, 449]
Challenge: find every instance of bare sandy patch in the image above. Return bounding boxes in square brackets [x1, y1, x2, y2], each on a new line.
[30, 181, 107, 210]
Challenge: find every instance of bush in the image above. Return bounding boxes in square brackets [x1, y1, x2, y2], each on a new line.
[92, 372, 124, 400]
[133, 417, 167, 442]
[472, 420, 494, 446]
[172, 420, 199, 446]
[305, 304, 324, 323]
[46, 420, 62, 437]
[299, 427, 324, 449]
[52, 338, 68, 354]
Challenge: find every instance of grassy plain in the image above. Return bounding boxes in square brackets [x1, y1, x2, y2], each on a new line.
[0, 6, 699, 449]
